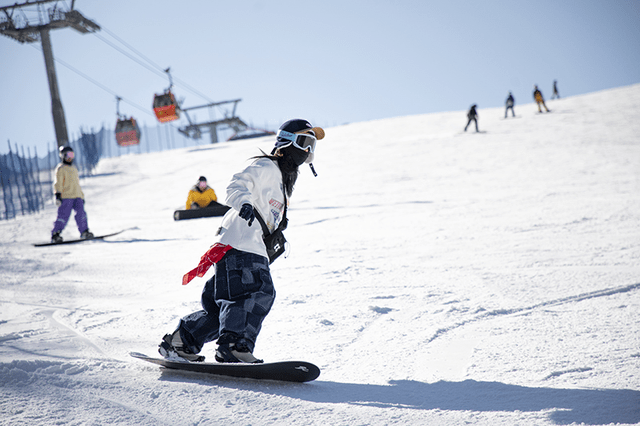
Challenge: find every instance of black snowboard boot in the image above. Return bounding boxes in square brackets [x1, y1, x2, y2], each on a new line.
[215, 334, 263, 364]
[158, 331, 205, 362]
[51, 232, 63, 243]
[80, 230, 94, 240]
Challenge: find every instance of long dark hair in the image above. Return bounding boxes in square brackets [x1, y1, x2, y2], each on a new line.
[252, 150, 299, 197]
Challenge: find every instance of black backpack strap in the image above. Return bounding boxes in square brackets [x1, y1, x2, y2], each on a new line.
[254, 210, 271, 237]
[254, 187, 287, 238]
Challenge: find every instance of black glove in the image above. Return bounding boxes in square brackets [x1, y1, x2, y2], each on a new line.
[55, 192, 62, 206]
[239, 204, 255, 226]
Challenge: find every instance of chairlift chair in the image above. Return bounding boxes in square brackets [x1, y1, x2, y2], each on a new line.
[115, 96, 141, 146]
[153, 91, 180, 122]
[153, 67, 180, 123]
[115, 117, 141, 146]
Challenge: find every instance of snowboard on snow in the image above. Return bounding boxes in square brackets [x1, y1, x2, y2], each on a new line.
[174, 202, 230, 221]
[130, 352, 320, 383]
[34, 230, 125, 247]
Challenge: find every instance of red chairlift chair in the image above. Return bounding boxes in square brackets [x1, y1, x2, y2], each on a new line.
[153, 91, 180, 122]
[115, 117, 141, 146]
[153, 68, 180, 123]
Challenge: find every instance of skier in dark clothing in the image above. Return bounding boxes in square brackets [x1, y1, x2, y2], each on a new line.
[464, 104, 479, 132]
[551, 80, 560, 99]
[505, 92, 515, 118]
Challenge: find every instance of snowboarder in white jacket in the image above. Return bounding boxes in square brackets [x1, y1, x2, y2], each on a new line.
[160, 119, 325, 363]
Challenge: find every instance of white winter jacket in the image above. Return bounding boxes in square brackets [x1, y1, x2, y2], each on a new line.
[215, 157, 285, 258]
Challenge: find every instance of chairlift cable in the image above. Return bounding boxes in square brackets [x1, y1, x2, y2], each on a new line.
[29, 43, 185, 134]
[27, 23, 233, 128]
[100, 26, 165, 74]
[94, 25, 215, 104]
[92, 32, 168, 81]
[29, 43, 154, 118]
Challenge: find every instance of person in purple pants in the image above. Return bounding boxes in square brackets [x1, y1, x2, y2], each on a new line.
[51, 146, 93, 243]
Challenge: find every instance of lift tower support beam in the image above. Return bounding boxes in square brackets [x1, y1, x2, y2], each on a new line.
[39, 27, 68, 148]
[0, 0, 100, 148]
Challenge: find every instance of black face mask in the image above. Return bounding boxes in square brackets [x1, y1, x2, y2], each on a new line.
[279, 145, 309, 170]
[277, 146, 308, 196]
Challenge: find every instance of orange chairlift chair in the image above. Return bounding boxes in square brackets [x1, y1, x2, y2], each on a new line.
[153, 67, 180, 123]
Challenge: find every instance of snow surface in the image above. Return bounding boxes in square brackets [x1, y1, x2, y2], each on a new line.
[2, 84, 640, 425]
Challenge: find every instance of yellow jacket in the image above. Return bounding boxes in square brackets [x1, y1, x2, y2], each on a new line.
[54, 163, 84, 199]
[186, 185, 218, 209]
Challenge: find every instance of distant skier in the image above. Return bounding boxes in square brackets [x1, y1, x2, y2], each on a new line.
[551, 80, 560, 99]
[186, 176, 218, 209]
[159, 119, 325, 364]
[533, 85, 550, 113]
[464, 104, 479, 132]
[51, 146, 93, 243]
[505, 92, 515, 118]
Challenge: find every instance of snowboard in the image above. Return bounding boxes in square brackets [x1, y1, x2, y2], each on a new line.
[34, 230, 124, 247]
[174, 202, 230, 221]
[130, 352, 320, 383]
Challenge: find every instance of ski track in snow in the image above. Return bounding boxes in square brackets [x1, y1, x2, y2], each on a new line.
[2, 85, 640, 425]
[426, 282, 640, 343]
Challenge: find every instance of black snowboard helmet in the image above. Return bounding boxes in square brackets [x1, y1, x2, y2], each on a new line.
[272, 119, 324, 176]
[59, 146, 74, 164]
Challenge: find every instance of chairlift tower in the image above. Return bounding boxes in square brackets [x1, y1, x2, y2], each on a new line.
[0, 0, 100, 148]
[178, 99, 248, 144]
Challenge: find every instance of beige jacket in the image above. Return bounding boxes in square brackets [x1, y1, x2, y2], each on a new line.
[54, 163, 84, 199]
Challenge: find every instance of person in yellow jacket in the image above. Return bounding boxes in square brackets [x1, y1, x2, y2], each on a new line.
[186, 176, 218, 210]
[51, 146, 93, 243]
[533, 85, 550, 113]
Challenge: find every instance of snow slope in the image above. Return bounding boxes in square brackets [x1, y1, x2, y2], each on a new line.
[1, 84, 640, 425]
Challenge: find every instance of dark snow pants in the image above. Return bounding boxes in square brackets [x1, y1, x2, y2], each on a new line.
[465, 117, 478, 132]
[505, 105, 515, 117]
[178, 249, 275, 354]
[52, 198, 88, 235]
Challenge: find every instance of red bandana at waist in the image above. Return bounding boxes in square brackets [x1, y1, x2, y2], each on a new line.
[182, 243, 232, 285]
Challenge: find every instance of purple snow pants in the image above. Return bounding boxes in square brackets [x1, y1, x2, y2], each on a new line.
[52, 198, 88, 235]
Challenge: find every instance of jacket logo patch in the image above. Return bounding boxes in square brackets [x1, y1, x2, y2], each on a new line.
[269, 199, 283, 210]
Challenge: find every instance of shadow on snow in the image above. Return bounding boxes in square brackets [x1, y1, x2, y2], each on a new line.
[158, 371, 640, 425]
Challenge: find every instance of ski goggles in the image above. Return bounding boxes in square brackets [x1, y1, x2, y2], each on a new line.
[276, 130, 317, 154]
[65, 151, 75, 160]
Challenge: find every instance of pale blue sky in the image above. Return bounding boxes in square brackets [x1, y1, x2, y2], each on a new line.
[1, 0, 639, 154]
